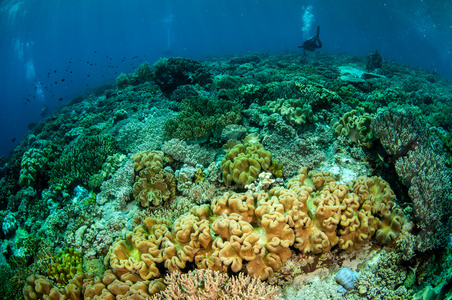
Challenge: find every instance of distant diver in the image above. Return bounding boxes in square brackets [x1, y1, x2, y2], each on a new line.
[299, 25, 322, 55]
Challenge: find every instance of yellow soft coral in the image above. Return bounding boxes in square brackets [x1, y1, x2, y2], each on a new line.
[106, 167, 404, 281]
[132, 150, 176, 207]
[333, 110, 374, 148]
[221, 141, 273, 186]
[46, 248, 84, 286]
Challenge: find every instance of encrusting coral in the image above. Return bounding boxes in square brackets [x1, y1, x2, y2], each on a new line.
[105, 168, 404, 282]
[131, 150, 176, 207]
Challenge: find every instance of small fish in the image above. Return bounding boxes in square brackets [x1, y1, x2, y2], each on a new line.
[61, 79, 65, 82]
[11, 138, 16, 142]
[54, 70, 57, 73]
[26, 98, 30, 102]
[59, 97, 63, 101]
[94, 50, 97, 53]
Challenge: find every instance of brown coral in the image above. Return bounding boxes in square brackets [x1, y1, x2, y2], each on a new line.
[333, 110, 374, 148]
[106, 168, 404, 281]
[132, 150, 176, 207]
[152, 269, 278, 300]
[221, 141, 272, 186]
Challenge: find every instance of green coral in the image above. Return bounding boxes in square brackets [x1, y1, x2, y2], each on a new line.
[268, 159, 283, 178]
[333, 110, 374, 148]
[19, 148, 49, 187]
[49, 135, 118, 192]
[440, 130, 452, 166]
[221, 140, 273, 186]
[46, 248, 83, 286]
[263, 98, 315, 126]
[153, 57, 212, 96]
[164, 96, 242, 141]
[116, 62, 153, 89]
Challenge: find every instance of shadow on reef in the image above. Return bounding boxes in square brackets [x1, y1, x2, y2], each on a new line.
[0, 51, 452, 299]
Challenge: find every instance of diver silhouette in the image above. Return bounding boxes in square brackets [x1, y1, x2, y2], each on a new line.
[299, 26, 322, 55]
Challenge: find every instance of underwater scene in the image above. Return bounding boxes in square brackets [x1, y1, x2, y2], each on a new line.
[1, 1, 452, 299]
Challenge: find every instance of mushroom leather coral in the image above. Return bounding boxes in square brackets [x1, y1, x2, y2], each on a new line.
[23, 270, 165, 300]
[333, 110, 374, 148]
[132, 150, 176, 207]
[221, 141, 272, 186]
[106, 168, 404, 281]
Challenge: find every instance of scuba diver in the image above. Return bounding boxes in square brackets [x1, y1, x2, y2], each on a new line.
[299, 26, 322, 55]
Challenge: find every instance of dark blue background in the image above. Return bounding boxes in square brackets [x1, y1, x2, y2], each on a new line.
[1, 0, 451, 157]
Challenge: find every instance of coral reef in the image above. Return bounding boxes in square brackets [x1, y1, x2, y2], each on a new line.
[371, 107, 420, 156]
[18, 148, 48, 187]
[0, 52, 450, 300]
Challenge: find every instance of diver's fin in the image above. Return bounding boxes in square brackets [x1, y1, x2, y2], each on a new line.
[316, 26, 320, 38]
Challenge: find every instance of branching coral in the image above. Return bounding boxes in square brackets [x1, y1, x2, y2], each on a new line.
[19, 148, 49, 187]
[152, 269, 278, 300]
[395, 145, 452, 251]
[116, 62, 153, 89]
[164, 95, 242, 141]
[371, 108, 420, 156]
[49, 135, 117, 191]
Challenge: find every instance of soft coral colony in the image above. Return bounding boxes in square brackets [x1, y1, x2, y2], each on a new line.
[0, 53, 451, 299]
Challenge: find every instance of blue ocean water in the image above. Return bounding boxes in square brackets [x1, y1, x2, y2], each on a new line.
[0, 0, 451, 157]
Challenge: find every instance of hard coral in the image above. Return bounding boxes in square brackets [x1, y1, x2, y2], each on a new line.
[153, 57, 212, 96]
[106, 168, 403, 281]
[152, 269, 278, 300]
[19, 148, 48, 187]
[164, 96, 242, 141]
[116, 62, 153, 89]
[132, 150, 176, 207]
